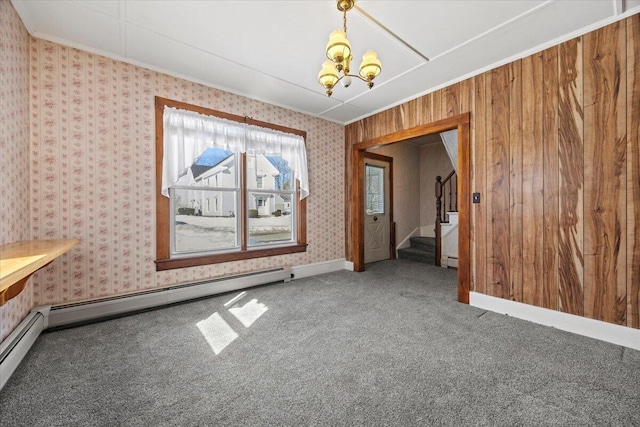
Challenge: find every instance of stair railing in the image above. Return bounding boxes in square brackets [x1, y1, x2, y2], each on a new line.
[435, 170, 457, 267]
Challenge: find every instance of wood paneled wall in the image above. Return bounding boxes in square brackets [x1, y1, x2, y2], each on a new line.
[345, 15, 640, 329]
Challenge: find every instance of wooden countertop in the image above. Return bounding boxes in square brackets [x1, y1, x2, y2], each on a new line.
[0, 239, 80, 305]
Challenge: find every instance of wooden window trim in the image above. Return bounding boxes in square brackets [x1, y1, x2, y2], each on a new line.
[154, 97, 307, 271]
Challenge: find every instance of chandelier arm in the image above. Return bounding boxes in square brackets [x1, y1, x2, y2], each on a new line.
[329, 74, 375, 92]
[344, 73, 370, 83]
[328, 73, 373, 88]
[325, 74, 355, 91]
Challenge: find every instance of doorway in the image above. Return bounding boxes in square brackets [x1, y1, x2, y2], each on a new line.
[351, 113, 471, 304]
[364, 152, 393, 264]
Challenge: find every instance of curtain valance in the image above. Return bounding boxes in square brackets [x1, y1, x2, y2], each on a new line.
[162, 107, 309, 200]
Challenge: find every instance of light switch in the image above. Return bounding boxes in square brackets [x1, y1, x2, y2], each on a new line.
[473, 193, 481, 204]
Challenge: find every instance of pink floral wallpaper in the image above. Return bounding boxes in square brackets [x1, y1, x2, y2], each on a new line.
[0, 0, 32, 342]
[27, 40, 345, 307]
[0, 0, 344, 342]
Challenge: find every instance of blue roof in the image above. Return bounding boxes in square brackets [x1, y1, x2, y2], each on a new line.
[193, 148, 233, 166]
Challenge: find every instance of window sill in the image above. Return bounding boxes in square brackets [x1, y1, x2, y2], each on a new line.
[155, 243, 307, 271]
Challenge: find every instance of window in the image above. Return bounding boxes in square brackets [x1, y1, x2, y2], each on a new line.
[155, 97, 308, 270]
[365, 165, 385, 215]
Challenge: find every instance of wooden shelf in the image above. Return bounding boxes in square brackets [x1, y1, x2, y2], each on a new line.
[0, 239, 79, 306]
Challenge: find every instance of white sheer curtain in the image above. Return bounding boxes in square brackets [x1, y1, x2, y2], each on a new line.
[439, 129, 458, 173]
[162, 107, 309, 199]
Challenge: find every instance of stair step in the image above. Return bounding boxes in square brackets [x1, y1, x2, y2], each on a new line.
[398, 247, 436, 265]
[400, 247, 436, 257]
[409, 236, 436, 251]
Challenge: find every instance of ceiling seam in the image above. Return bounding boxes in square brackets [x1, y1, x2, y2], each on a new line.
[427, 0, 554, 62]
[72, 2, 120, 19]
[354, 5, 429, 62]
[122, 21, 336, 101]
[344, 5, 640, 125]
[16, 1, 640, 126]
[614, 0, 625, 14]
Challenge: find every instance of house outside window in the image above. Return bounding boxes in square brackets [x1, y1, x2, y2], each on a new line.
[155, 97, 308, 270]
[365, 165, 385, 215]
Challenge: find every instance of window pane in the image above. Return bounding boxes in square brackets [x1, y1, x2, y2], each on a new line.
[365, 165, 385, 215]
[247, 154, 292, 191]
[247, 191, 294, 246]
[176, 148, 237, 188]
[172, 188, 239, 254]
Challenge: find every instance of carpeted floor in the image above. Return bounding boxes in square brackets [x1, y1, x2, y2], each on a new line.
[1, 259, 639, 426]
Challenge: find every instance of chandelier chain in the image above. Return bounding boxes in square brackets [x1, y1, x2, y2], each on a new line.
[343, 8, 348, 35]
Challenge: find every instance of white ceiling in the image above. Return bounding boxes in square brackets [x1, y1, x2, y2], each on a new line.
[11, 0, 640, 125]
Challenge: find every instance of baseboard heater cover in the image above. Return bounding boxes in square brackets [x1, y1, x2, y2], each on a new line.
[0, 268, 289, 391]
[0, 260, 355, 391]
[47, 267, 291, 329]
[0, 310, 47, 390]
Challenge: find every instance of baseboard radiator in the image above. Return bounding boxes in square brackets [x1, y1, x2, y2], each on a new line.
[0, 310, 47, 390]
[0, 267, 291, 390]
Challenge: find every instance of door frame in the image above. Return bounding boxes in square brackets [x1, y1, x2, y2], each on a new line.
[351, 113, 471, 304]
[363, 151, 395, 262]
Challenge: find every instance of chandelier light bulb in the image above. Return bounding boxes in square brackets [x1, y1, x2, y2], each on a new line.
[326, 29, 351, 67]
[318, 60, 339, 96]
[359, 50, 382, 82]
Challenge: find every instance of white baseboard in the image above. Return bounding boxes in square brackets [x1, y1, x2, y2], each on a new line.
[440, 257, 458, 269]
[470, 292, 640, 351]
[291, 258, 350, 279]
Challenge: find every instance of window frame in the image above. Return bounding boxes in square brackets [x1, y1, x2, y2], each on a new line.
[155, 97, 307, 271]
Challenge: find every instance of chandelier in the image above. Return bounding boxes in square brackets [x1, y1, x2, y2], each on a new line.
[317, 0, 382, 97]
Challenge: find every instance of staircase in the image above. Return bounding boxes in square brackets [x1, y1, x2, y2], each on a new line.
[435, 170, 458, 268]
[397, 236, 436, 265]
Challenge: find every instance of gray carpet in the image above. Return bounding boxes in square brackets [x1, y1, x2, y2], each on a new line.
[1, 259, 639, 426]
